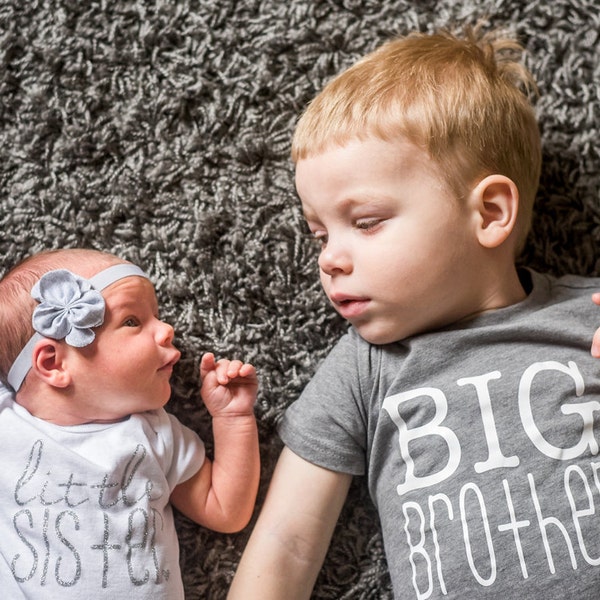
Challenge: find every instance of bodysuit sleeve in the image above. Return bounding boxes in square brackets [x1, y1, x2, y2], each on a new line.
[147, 409, 206, 490]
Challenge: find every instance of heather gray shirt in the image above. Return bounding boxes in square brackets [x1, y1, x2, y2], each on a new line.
[280, 269, 600, 599]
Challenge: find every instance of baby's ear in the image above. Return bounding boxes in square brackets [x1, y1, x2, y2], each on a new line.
[471, 174, 519, 249]
[31, 339, 72, 388]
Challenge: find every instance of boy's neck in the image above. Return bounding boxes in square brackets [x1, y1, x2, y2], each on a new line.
[459, 263, 527, 324]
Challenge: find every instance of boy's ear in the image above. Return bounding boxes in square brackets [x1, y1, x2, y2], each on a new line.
[471, 174, 519, 249]
[31, 339, 72, 389]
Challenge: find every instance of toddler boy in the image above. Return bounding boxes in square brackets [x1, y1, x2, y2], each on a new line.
[229, 26, 600, 599]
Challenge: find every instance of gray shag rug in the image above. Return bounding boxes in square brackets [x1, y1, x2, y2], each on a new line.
[1, 1, 599, 598]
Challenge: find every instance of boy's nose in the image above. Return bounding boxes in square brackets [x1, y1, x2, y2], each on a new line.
[318, 243, 352, 276]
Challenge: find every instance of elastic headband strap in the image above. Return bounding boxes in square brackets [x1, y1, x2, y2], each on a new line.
[7, 263, 148, 392]
[88, 264, 147, 290]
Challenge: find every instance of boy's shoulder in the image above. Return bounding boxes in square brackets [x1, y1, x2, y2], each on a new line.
[530, 267, 600, 288]
[526, 268, 600, 306]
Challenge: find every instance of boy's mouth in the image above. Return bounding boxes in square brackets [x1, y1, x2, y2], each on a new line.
[330, 294, 370, 319]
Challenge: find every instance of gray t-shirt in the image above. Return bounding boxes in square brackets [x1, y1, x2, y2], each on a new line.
[280, 269, 600, 599]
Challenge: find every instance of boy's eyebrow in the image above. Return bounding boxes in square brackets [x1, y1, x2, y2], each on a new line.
[303, 195, 390, 220]
[335, 195, 385, 210]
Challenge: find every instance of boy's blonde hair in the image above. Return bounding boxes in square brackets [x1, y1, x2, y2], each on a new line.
[0, 248, 125, 382]
[291, 26, 541, 253]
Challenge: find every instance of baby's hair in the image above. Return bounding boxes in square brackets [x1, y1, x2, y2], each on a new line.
[0, 248, 125, 382]
[292, 24, 541, 253]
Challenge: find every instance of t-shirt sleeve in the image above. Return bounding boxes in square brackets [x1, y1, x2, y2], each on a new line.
[279, 329, 371, 476]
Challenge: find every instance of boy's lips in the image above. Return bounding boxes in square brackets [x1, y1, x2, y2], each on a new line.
[330, 294, 371, 319]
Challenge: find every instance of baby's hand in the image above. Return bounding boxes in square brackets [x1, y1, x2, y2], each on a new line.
[199, 352, 258, 418]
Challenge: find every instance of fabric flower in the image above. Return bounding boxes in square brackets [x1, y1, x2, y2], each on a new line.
[31, 269, 105, 347]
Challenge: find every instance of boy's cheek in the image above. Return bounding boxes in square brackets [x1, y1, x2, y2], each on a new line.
[319, 273, 332, 296]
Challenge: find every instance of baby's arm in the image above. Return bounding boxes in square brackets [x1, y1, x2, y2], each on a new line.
[228, 447, 352, 600]
[170, 352, 259, 533]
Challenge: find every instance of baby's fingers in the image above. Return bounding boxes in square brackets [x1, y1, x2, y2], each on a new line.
[238, 362, 257, 379]
[214, 359, 242, 384]
[200, 353, 257, 386]
[217, 359, 257, 384]
[200, 352, 217, 379]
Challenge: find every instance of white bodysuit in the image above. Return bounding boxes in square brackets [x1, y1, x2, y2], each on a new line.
[0, 384, 204, 599]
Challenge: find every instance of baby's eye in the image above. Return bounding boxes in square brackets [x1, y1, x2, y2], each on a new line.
[123, 317, 140, 327]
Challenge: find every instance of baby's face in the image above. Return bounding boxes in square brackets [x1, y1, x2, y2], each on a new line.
[65, 276, 181, 423]
[296, 136, 484, 344]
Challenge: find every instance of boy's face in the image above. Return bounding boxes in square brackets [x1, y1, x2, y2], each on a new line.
[64, 276, 181, 423]
[296, 136, 484, 345]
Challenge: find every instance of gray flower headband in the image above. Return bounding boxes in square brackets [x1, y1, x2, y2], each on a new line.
[7, 263, 148, 392]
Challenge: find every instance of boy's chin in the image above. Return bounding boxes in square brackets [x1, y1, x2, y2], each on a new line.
[352, 322, 402, 346]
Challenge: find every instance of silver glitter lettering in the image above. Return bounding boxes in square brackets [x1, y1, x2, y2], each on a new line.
[41, 507, 50, 585]
[91, 512, 122, 588]
[126, 508, 150, 585]
[92, 474, 121, 509]
[14, 440, 44, 506]
[11, 509, 37, 582]
[150, 508, 169, 583]
[55, 511, 82, 587]
[59, 474, 89, 508]
[121, 445, 155, 506]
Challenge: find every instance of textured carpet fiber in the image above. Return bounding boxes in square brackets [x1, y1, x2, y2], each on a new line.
[1, 0, 599, 598]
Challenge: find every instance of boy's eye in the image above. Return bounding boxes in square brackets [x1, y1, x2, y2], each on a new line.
[123, 317, 140, 327]
[355, 218, 381, 231]
[307, 229, 328, 246]
[313, 232, 328, 246]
